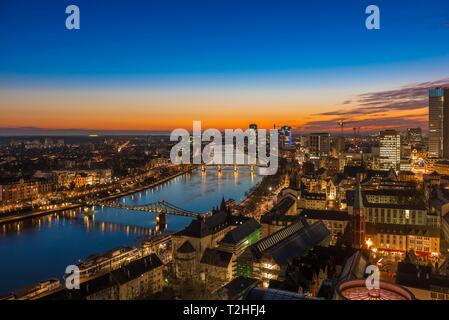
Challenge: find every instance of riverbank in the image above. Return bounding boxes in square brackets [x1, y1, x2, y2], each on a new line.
[238, 171, 287, 219]
[0, 167, 195, 225]
[96, 168, 194, 203]
[0, 165, 260, 296]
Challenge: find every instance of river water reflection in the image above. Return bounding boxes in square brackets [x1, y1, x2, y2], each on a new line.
[0, 168, 261, 295]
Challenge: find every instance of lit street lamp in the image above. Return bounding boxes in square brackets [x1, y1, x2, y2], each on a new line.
[365, 238, 373, 249]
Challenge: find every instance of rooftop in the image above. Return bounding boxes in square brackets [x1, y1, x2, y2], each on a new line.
[346, 190, 426, 210]
[111, 254, 164, 285]
[177, 240, 196, 254]
[175, 211, 231, 238]
[218, 276, 259, 300]
[267, 197, 296, 215]
[249, 219, 330, 266]
[366, 223, 440, 238]
[200, 248, 233, 268]
[300, 209, 351, 221]
[220, 219, 261, 245]
[41, 254, 163, 300]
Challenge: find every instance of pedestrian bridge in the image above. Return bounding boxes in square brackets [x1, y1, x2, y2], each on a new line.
[84, 200, 209, 219]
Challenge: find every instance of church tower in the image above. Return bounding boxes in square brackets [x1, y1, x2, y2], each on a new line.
[352, 179, 366, 248]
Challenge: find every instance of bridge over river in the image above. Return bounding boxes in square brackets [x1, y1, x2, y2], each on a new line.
[83, 200, 211, 219]
[0, 166, 261, 296]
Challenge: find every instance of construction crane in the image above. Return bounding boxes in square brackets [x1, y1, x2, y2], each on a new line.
[338, 120, 360, 134]
[337, 120, 345, 135]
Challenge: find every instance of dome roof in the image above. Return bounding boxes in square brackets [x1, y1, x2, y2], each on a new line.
[336, 279, 415, 300]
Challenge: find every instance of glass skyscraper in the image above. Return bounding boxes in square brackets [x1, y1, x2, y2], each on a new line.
[429, 87, 449, 159]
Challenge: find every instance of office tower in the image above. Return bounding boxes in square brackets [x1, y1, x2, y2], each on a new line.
[249, 124, 258, 147]
[406, 128, 422, 144]
[379, 129, 401, 171]
[335, 136, 345, 154]
[401, 144, 412, 158]
[279, 125, 292, 146]
[309, 133, 330, 158]
[443, 88, 449, 158]
[429, 88, 449, 159]
[300, 135, 309, 148]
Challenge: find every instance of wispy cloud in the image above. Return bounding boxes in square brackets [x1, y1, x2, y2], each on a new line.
[301, 78, 449, 133]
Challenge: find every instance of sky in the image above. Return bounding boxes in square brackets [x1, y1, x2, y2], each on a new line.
[0, 0, 449, 134]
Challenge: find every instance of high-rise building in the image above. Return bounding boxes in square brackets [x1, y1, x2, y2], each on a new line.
[249, 124, 258, 147]
[279, 125, 292, 146]
[379, 130, 401, 171]
[309, 133, 330, 158]
[406, 128, 422, 144]
[429, 88, 449, 159]
[335, 136, 345, 155]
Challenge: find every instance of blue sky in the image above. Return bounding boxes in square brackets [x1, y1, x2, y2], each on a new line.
[1, 0, 449, 77]
[0, 0, 448, 132]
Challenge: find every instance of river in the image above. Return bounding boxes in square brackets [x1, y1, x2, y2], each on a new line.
[0, 167, 261, 295]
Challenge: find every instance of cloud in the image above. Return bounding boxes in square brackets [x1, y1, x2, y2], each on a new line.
[303, 77, 449, 132]
[300, 115, 428, 133]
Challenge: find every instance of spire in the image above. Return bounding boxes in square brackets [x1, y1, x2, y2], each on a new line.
[354, 179, 364, 209]
[220, 196, 227, 212]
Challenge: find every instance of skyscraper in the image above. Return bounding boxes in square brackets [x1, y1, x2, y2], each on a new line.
[406, 128, 422, 144]
[335, 136, 345, 155]
[249, 124, 258, 147]
[309, 133, 330, 158]
[279, 125, 292, 146]
[429, 87, 449, 159]
[379, 130, 401, 171]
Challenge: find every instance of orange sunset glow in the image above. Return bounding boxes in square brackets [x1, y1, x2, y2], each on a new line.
[0, 80, 440, 133]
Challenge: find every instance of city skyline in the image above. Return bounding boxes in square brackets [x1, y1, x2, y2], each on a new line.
[1, 0, 449, 133]
[4, 0, 449, 303]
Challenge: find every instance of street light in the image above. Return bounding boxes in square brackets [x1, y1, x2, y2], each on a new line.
[365, 238, 373, 249]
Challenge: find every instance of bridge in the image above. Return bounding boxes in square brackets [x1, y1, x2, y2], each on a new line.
[195, 144, 270, 173]
[84, 200, 210, 219]
[201, 163, 258, 173]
